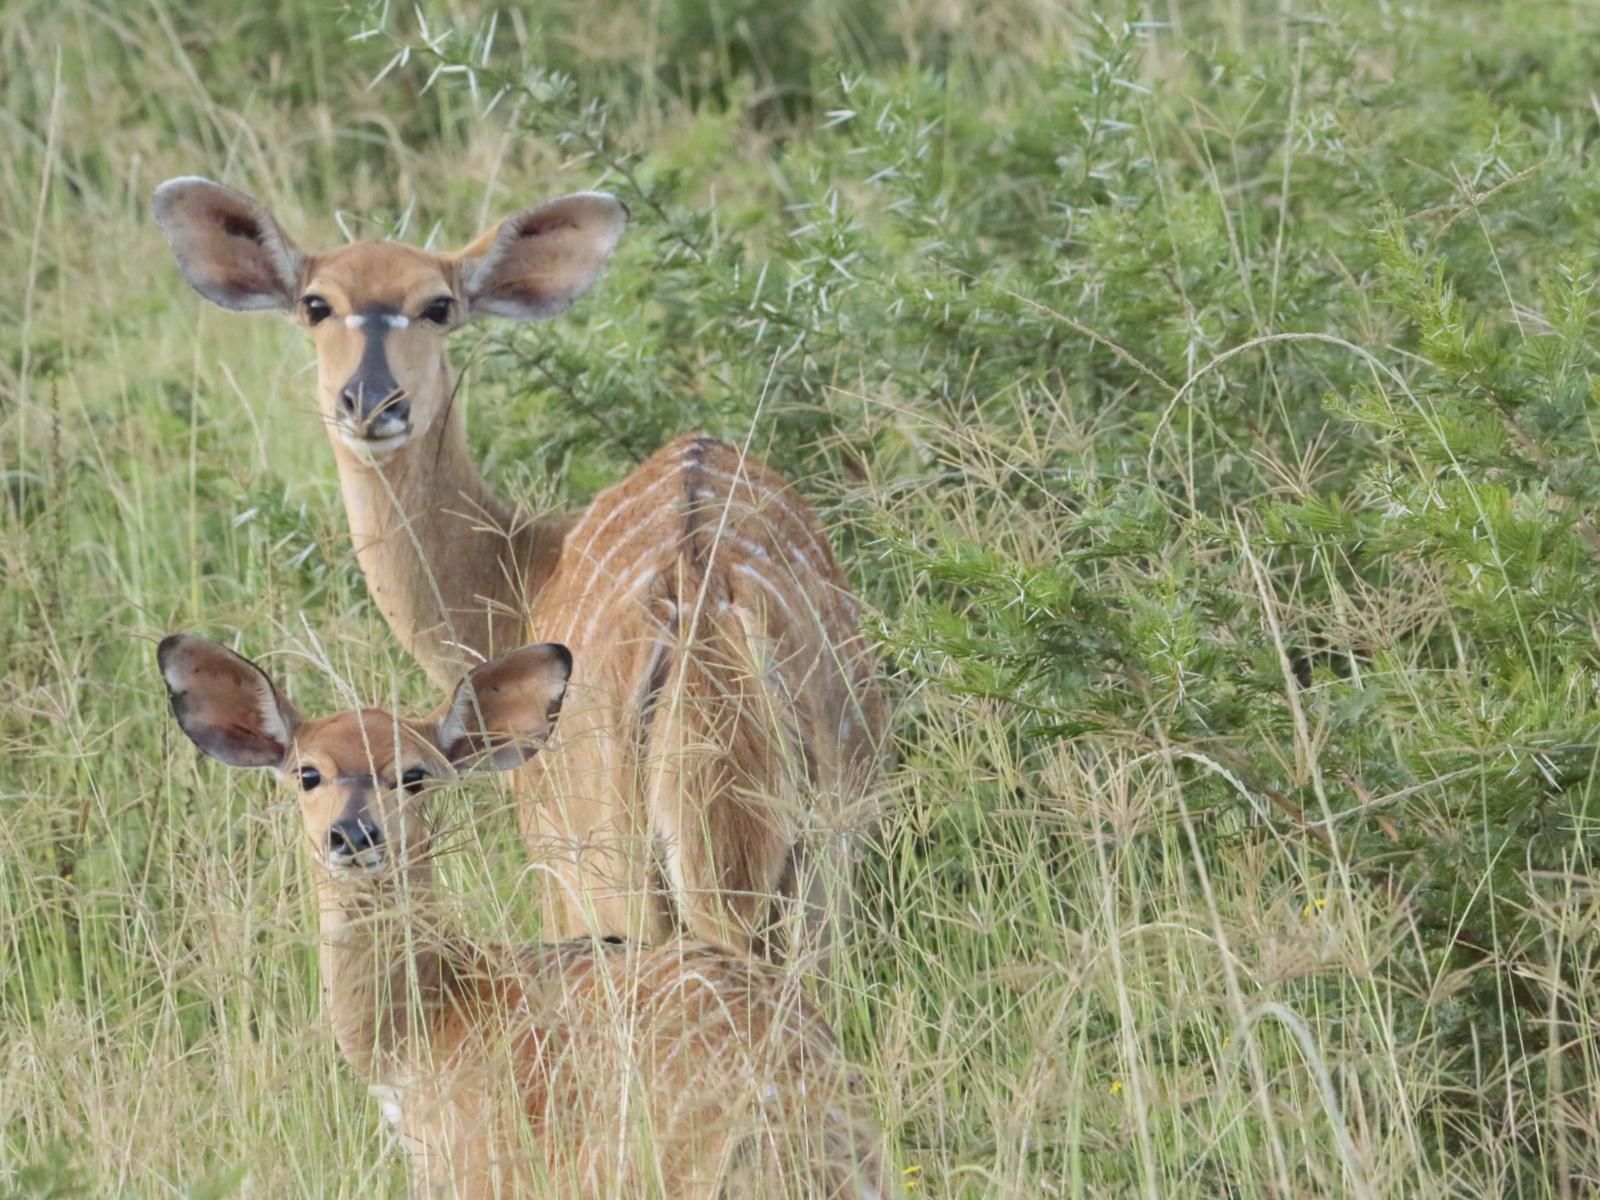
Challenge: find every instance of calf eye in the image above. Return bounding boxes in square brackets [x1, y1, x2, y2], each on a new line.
[301, 295, 332, 325]
[299, 766, 323, 791]
[401, 767, 428, 794]
[420, 297, 454, 325]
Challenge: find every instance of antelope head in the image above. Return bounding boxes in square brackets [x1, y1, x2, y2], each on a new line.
[151, 178, 627, 462]
[157, 635, 571, 878]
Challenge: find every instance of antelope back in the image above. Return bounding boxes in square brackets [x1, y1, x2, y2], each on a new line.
[515, 435, 888, 950]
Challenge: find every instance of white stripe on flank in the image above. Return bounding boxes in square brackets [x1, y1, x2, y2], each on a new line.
[571, 444, 824, 579]
[564, 512, 674, 618]
[574, 559, 666, 646]
[689, 461, 832, 567]
[572, 524, 833, 649]
[734, 561, 801, 626]
[680, 486, 830, 583]
[569, 517, 849, 653]
[570, 469, 683, 565]
[565, 452, 786, 603]
[553, 442, 859, 660]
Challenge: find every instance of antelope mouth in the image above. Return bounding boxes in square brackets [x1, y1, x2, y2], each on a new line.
[337, 424, 412, 458]
[324, 845, 389, 876]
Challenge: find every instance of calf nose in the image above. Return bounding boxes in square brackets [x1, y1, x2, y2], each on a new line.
[328, 817, 384, 859]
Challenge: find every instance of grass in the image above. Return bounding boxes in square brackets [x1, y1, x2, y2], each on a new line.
[6, 0, 1600, 1195]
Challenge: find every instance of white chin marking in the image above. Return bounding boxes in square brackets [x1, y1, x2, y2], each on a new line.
[325, 852, 387, 875]
[338, 429, 410, 460]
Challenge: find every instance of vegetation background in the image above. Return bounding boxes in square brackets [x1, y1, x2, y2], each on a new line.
[5, 0, 1600, 1195]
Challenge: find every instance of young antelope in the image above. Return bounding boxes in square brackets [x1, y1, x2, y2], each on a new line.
[157, 633, 889, 1199]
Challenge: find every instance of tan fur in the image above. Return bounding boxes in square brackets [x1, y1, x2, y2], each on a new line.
[154, 180, 888, 955]
[526, 435, 885, 952]
[158, 638, 890, 1199]
[302, 243, 458, 423]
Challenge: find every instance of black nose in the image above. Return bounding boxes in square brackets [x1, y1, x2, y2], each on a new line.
[328, 817, 384, 858]
[338, 381, 409, 428]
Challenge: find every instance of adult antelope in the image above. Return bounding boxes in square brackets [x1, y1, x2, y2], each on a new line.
[152, 178, 885, 954]
[156, 633, 888, 1198]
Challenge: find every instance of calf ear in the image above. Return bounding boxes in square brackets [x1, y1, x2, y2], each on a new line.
[158, 634, 298, 769]
[435, 644, 572, 772]
[455, 193, 627, 320]
[152, 177, 302, 312]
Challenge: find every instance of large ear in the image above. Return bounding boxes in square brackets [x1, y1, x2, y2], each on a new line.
[158, 634, 299, 769]
[151, 177, 302, 312]
[455, 193, 627, 321]
[435, 643, 572, 772]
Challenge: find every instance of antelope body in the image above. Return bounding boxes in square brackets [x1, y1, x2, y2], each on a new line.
[157, 634, 888, 1199]
[152, 178, 885, 954]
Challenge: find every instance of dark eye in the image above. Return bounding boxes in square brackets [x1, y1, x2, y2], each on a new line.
[299, 766, 322, 791]
[401, 767, 428, 793]
[420, 297, 454, 325]
[301, 295, 332, 325]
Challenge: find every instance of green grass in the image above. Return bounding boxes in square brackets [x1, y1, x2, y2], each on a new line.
[6, 0, 1600, 1195]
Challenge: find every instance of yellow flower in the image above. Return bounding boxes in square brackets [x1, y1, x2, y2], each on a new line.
[1109, 1079, 1123, 1096]
[1301, 896, 1328, 918]
[904, 1164, 922, 1191]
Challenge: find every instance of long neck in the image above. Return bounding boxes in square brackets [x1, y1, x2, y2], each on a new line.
[316, 867, 454, 1078]
[328, 383, 571, 688]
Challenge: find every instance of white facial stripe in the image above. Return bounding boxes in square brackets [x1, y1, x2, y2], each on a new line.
[342, 313, 412, 330]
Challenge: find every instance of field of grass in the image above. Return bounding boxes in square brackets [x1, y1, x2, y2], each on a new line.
[6, 0, 1600, 1195]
